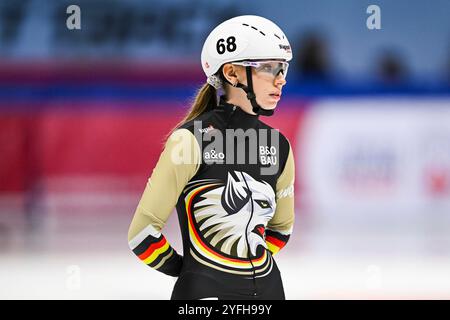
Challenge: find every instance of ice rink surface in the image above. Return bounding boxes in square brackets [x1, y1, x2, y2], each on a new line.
[1, 200, 450, 300]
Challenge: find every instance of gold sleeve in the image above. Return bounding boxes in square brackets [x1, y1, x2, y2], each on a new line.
[128, 128, 201, 236]
[266, 143, 295, 255]
[127, 128, 201, 276]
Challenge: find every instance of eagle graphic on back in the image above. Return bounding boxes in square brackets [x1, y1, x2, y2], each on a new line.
[192, 171, 276, 258]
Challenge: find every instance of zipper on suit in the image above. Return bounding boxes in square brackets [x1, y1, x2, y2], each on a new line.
[241, 173, 258, 297]
[227, 106, 258, 297]
[225, 105, 237, 129]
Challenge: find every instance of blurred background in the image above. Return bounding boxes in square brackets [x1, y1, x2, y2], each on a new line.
[0, 0, 449, 299]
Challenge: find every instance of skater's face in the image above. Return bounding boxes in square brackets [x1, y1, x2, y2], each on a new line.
[222, 60, 287, 114]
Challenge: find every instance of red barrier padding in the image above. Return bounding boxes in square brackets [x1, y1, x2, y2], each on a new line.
[0, 101, 305, 193]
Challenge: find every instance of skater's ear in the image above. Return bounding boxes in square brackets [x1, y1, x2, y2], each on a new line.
[222, 63, 244, 86]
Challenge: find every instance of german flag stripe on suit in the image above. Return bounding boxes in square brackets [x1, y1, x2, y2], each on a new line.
[129, 224, 182, 276]
[265, 229, 290, 255]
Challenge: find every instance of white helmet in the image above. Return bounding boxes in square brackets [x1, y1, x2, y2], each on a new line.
[201, 15, 292, 116]
[201, 15, 292, 79]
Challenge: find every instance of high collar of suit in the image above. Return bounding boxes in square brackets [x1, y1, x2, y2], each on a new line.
[214, 96, 259, 130]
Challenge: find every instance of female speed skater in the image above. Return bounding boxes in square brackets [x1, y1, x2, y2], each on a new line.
[128, 15, 295, 300]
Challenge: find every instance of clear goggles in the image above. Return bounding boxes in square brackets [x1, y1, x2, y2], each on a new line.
[231, 60, 289, 79]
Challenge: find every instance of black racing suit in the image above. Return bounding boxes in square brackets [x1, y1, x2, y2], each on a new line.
[128, 97, 295, 300]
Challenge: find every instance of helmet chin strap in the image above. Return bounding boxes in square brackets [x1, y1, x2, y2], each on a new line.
[235, 66, 274, 117]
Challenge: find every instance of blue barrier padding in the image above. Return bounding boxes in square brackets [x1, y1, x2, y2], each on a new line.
[0, 81, 448, 109]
